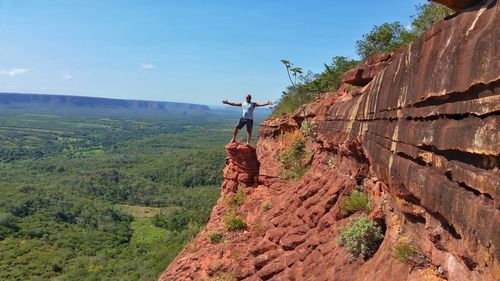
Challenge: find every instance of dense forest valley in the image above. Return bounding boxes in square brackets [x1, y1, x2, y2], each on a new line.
[0, 105, 265, 280]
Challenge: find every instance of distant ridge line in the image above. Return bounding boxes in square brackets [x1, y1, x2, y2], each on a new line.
[0, 92, 210, 111]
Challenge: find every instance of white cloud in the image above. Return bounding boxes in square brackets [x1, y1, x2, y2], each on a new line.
[63, 73, 73, 80]
[141, 63, 155, 70]
[0, 68, 28, 77]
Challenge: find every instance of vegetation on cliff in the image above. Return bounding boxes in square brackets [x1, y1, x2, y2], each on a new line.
[271, 2, 453, 118]
[393, 240, 428, 268]
[337, 215, 384, 260]
[271, 56, 359, 118]
[278, 133, 309, 180]
[339, 190, 372, 215]
[224, 188, 248, 231]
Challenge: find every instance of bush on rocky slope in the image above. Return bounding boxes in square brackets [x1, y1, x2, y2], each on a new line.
[337, 214, 384, 260]
[393, 240, 428, 268]
[208, 230, 223, 244]
[227, 188, 246, 209]
[339, 190, 372, 215]
[278, 134, 308, 180]
[224, 213, 246, 231]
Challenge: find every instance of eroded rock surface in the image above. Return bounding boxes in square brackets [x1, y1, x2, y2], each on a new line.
[159, 1, 499, 280]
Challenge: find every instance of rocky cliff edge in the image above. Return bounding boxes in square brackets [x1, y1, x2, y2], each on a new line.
[160, 1, 499, 280]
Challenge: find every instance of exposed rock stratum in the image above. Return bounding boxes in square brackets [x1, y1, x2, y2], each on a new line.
[160, 1, 499, 280]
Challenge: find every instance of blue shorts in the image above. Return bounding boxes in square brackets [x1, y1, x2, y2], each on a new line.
[236, 117, 253, 133]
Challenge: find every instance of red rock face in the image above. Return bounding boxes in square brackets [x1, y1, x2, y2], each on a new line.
[432, 0, 484, 11]
[159, 2, 499, 280]
[342, 53, 392, 87]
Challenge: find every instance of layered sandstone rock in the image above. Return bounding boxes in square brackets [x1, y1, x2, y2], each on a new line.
[159, 1, 499, 280]
[432, 0, 485, 11]
[342, 53, 393, 87]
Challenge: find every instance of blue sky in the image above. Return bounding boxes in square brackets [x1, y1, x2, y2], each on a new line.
[0, 0, 425, 105]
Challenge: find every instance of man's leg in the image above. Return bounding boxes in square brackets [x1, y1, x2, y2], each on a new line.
[231, 127, 239, 142]
[246, 119, 253, 145]
[233, 118, 246, 143]
[246, 130, 251, 145]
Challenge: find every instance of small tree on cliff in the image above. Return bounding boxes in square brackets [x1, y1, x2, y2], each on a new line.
[355, 22, 415, 60]
[356, 3, 453, 60]
[281, 59, 305, 115]
[272, 57, 358, 118]
[411, 2, 454, 35]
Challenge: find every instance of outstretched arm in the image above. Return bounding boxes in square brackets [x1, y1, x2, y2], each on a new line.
[255, 101, 273, 107]
[222, 100, 242, 107]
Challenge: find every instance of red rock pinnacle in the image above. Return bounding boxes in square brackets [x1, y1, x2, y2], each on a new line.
[222, 142, 260, 193]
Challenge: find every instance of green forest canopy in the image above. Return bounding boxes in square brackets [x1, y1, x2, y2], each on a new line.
[0, 108, 262, 281]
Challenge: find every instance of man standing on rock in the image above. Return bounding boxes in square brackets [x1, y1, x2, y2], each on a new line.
[222, 94, 272, 146]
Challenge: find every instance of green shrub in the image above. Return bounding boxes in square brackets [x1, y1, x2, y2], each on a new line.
[345, 84, 358, 93]
[208, 230, 223, 244]
[300, 121, 317, 141]
[279, 137, 306, 164]
[278, 136, 307, 180]
[337, 214, 384, 260]
[262, 200, 272, 211]
[281, 166, 307, 181]
[339, 190, 372, 215]
[227, 188, 245, 209]
[327, 158, 335, 168]
[393, 241, 427, 266]
[224, 213, 246, 231]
